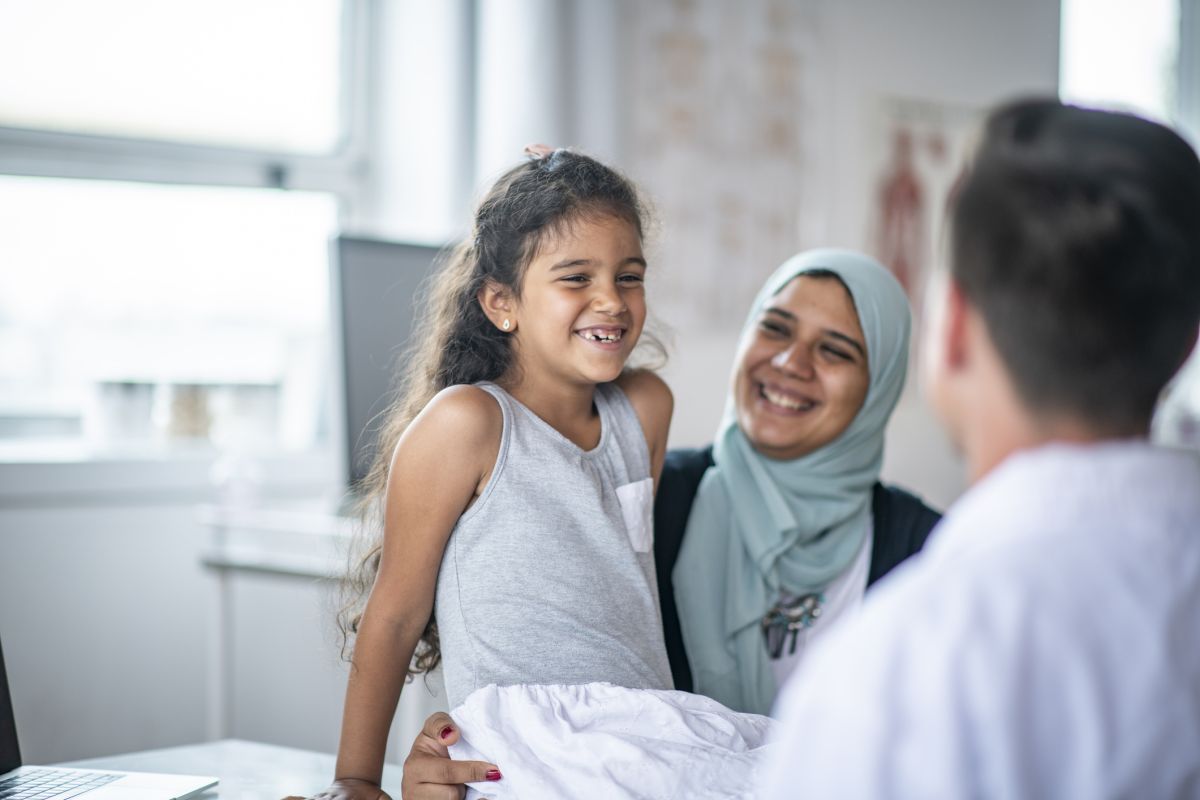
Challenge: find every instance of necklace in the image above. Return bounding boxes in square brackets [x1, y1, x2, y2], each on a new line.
[761, 592, 825, 659]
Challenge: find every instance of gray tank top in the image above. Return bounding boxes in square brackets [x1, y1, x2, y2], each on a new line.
[434, 381, 674, 709]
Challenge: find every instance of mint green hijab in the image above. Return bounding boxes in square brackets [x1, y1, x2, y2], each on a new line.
[672, 249, 911, 715]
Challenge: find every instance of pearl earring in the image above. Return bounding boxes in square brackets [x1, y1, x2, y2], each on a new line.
[502, 319, 511, 331]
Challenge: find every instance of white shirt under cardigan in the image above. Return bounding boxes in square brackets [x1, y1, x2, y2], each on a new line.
[762, 440, 1200, 799]
[769, 522, 872, 688]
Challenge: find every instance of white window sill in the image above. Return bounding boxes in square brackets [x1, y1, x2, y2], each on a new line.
[0, 443, 342, 506]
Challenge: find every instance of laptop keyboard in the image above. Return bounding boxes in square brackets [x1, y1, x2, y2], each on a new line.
[0, 769, 121, 800]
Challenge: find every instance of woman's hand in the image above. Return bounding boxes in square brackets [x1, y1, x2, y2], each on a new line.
[400, 712, 501, 800]
[282, 777, 391, 800]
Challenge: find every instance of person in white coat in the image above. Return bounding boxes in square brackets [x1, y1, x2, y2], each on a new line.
[762, 98, 1200, 799]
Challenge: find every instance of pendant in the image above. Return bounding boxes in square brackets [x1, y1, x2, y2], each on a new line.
[761, 592, 825, 659]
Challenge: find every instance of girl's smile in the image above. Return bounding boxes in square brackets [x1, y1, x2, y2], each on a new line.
[574, 324, 627, 349]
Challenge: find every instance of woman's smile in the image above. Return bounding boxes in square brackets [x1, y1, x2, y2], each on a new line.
[756, 381, 819, 414]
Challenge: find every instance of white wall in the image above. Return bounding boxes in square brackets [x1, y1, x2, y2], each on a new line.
[640, 0, 1060, 510]
[829, 0, 1059, 509]
[0, 457, 339, 763]
[1, 500, 209, 763]
[1, 0, 1060, 765]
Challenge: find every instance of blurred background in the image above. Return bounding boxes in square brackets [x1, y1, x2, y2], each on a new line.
[1, 0, 1198, 767]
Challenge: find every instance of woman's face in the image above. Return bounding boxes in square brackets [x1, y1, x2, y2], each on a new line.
[733, 275, 871, 460]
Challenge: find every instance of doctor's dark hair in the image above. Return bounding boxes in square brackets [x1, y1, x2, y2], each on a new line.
[338, 148, 650, 676]
[949, 99, 1200, 433]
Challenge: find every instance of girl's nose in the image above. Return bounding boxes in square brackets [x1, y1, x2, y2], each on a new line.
[592, 281, 627, 314]
[771, 343, 815, 379]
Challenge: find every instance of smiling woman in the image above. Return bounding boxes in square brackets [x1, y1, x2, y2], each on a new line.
[668, 248, 941, 715]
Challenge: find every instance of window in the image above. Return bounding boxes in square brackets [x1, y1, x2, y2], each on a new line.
[0, 0, 344, 153]
[0, 176, 337, 452]
[1060, 0, 1178, 123]
[0, 1, 362, 458]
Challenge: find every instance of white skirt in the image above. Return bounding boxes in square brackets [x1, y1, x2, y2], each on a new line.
[449, 682, 776, 800]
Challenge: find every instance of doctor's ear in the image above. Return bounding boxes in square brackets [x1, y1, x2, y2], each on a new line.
[478, 281, 518, 333]
[919, 271, 972, 388]
[941, 278, 971, 370]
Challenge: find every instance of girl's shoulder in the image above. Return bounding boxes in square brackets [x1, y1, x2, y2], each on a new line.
[400, 384, 503, 461]
[380, 385, 504, 558]
[614, 369, 673, 426]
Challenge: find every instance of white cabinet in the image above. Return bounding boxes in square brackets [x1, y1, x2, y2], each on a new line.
[201, 506, 447, 762]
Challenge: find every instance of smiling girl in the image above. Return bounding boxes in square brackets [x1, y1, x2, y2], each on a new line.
[303, 148, 773, 800]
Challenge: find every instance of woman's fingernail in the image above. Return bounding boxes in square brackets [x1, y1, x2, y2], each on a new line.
[485, 769, 502, 781]
[439, 725, 453, 740]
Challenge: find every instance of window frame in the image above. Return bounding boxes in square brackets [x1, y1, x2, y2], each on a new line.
[1179, 0, 1200, 144]
[0, 0, 373, 482]
[0, 0, 371, 209]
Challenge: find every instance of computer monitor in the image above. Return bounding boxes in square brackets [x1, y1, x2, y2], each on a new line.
[331, 236, 447, 493]
[0, 637, 20, 776]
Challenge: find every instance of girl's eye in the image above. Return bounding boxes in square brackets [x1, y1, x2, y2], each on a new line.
[618, 273, 645, 285]
[561, 274, 589, 284]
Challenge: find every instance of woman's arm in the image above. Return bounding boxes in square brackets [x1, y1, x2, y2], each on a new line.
[616, 369, 674, 489]
[327, 386, 503, 794]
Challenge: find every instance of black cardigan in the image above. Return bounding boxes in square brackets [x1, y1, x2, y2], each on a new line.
[653, 445, 942, 693]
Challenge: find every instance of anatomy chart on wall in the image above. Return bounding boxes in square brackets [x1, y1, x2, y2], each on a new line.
[623, 0, 832, 328]
[865, 96, 980, 315]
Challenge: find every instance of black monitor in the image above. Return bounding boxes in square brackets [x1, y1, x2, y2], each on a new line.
[331, 236, 447, 492]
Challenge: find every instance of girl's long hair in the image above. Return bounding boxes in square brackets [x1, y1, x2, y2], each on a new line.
[338, 149, 650, 678]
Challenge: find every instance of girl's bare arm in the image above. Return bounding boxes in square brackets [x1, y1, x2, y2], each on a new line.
[331, 385, 502, 788]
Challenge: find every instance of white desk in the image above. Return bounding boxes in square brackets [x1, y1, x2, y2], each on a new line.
[60, 739, 404, 800]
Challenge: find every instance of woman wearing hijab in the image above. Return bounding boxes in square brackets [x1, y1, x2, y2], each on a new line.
[399, 249, 940, 796]
[663, 248, 939, 714]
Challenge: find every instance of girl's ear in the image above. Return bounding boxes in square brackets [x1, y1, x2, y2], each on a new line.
[478, 280, 517, 333]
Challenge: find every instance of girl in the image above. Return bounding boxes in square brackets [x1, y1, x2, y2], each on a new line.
[306, 148, 772, 800]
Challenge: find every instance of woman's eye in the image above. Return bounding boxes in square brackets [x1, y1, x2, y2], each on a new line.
[758, 320, 788, 337]
[821, 344, 852, 361]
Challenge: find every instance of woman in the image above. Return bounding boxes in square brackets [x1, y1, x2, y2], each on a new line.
[399, 248, 940, 798]
[661, 248, 939, 714]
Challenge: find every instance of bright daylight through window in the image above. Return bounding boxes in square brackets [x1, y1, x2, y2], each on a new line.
[0, 0, 349, 459]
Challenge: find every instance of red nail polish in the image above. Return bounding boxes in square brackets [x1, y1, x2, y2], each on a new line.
[485, 769, 502, 781]
[439, 725, 453, 740]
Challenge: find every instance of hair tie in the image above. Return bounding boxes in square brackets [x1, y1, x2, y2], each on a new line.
[523, 143, 555, 160]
